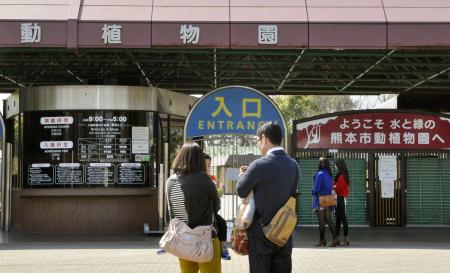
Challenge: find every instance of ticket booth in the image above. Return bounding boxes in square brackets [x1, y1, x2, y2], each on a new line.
[3, 85, 195, 234]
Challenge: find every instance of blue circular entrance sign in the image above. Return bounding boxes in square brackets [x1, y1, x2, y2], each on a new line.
[185, 86, 286, 139]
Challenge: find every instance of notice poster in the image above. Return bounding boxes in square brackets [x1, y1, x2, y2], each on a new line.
[378, 155, 397, 198]
[56, 163, 83, 184]
[118, 163, 145, 184]
[381, 180, 395, 199]
[86, 163, 115, 185]
[28, 163, 54, 185]
[132, 127, 149, 154]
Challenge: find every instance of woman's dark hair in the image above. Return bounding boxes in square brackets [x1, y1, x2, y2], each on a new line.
[203, 153, 211, 160]
[172, 142, 206, 175]
[334, 158, 350, 185]
[317, 157, 332, 176]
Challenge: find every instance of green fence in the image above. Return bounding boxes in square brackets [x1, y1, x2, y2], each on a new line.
[297, 158, 368, 226]
[406, 158, 450, 225]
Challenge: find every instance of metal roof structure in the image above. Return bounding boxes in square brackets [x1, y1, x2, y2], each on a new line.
[1, 1, 450, 95]
[2, 48, 450, 95]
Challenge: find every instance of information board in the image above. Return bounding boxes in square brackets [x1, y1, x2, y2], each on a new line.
[378, 155, 397, 198]
[118, 163, 145, 184]
[86, 163, 115, 185]
[56, 163, 83, 184]
[23, 111, 154, 187]
[28, 164, 54, 185]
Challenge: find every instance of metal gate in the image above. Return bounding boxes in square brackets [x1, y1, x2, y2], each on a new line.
[197, 135, 260, 222]
[405, 152, 450, 226]
[372, 153, 404, 226]
[295, 152, 369, 226]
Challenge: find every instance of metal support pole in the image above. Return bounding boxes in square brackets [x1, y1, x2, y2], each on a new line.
[158, 163, 165, 231]
[400, 153, 407, 227]
[368, 152, 376, 226]
[164, 142, 169, 183]
[4, 143, 12, 232]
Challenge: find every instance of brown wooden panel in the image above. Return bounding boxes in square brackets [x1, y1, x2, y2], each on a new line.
[11, 189, 158, 234]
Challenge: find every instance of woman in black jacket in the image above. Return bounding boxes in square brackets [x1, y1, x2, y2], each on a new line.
[166, 142, 222, 273]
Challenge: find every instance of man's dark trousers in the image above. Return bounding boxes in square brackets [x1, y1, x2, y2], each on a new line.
[248, 235, 292, 273]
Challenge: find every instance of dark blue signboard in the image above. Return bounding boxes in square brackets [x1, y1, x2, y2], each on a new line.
[185, 86, 286, 138]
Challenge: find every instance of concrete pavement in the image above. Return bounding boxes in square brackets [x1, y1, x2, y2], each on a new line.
[1, 227, 450, 273]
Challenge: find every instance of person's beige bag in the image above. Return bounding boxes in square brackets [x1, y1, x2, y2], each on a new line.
[262, 196, 297, 247]
[159, 218, 215, 263]
[263, 165, 300, 247]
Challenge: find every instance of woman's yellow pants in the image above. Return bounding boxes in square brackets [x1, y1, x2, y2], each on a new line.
[179, 237, 222, 273]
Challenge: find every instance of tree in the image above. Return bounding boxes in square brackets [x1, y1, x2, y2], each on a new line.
[272, 95, 357, 131]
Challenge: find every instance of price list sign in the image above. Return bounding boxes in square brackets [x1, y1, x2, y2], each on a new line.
[78, 138, 131, 161]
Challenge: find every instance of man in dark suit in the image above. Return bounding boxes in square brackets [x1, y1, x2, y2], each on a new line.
[237, 122, 300, 273]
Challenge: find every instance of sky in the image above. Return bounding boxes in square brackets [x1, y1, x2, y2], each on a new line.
[0, 93, 10, 115]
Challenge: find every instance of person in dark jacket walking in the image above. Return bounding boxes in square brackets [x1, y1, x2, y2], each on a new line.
[334, 158, 350, 246]
[166, 142, 222, 273]
[237, 122, 300, 273]
[312, 157, 337, 247]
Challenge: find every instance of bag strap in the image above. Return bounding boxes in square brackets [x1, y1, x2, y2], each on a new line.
[291, 160, 300, 198]
[166, 186, 173, 219]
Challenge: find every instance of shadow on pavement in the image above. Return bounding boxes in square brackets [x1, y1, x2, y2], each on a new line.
[1, 227, 450, 250]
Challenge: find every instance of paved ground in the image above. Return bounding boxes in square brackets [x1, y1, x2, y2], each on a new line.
[1, 227, 450, 273]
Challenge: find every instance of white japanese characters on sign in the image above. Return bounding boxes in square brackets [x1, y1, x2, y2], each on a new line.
[258, 25, 278, 45]
[20, 23, 41, 43]
[331, 118, 445, 146]
[40, 141, 73, 149]
[102, 24, 122, 44]
[180, 24, 200, 44]
[40, 116, 74, 125]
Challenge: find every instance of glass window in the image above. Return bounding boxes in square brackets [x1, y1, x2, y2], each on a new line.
[22, 111, 156, 188]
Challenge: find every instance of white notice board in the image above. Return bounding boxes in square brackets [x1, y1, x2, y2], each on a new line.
[378, 155, 397, 198]
[132, 127, 149, 154]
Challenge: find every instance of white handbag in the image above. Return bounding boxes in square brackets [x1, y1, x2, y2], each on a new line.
[159, 218, 215, 263]
[159, 179, 215, 263]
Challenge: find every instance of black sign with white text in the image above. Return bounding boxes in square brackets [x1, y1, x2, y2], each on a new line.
[22, 111, 154, 188]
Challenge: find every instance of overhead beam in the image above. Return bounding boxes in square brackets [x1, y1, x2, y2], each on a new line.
[53, 59, 86, 85]
[402, 66, 450, 93]
[213, 48, 217, 88]
[276, 49, 306, 92]
[127, 50, 153, 87]
[339, 50, 395, 93]
[0, 70, 25, 87]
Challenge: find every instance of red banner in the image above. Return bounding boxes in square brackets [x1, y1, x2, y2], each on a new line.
[296, 111, 450, 150]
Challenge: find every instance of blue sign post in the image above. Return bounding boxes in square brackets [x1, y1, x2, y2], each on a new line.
[184, 86, 286, 140]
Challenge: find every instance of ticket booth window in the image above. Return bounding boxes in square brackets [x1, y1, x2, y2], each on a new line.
[21, 111, 156, 188]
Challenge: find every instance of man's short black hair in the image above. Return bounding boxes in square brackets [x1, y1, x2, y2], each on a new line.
[257, 122, 282, 146]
